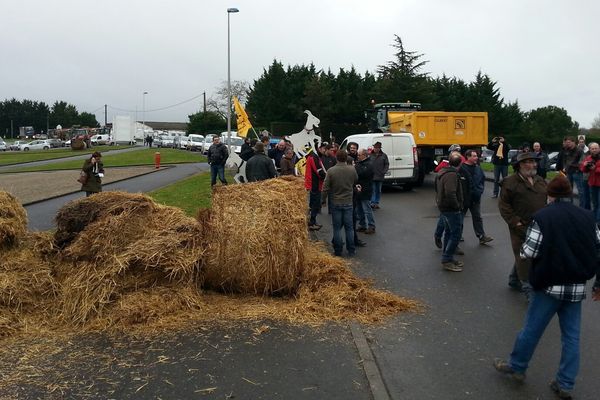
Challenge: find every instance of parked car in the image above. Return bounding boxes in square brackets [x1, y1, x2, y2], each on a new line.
[0, 139, 6, 151]
[157, 136, 175, 148]
[20, 140, 51, 151]
[90, 134, 110, 145]
[46, 138, 63, 148]
[508, 149, 518, 163]
[224, 136, 244, 154]
[547, 151, 559, 171]
[481, 149, 494, 163]
[187, 134, 205, 151]
[9, 140, 26, 151]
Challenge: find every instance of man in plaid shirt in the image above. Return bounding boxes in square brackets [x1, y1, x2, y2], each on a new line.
[494, 176, 600, 399]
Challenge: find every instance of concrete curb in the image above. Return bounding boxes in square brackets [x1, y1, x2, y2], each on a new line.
[350, 322, 391, 400]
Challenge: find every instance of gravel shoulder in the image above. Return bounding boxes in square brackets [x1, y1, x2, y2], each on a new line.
[0, 166, 162, 204]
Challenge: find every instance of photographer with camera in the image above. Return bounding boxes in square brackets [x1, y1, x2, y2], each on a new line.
[80, 151, 104, 197]
[580, 142, 600, 222]
[487, 136, 510, 198]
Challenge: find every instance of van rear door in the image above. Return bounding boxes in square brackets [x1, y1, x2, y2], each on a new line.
[383, 134, 417, 183]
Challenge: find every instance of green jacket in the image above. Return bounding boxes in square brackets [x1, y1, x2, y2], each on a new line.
[81, 159, 104, 193]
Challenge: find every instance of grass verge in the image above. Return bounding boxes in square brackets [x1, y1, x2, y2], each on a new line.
[2, 148, 207, 173]
[148, 172, 234, 216]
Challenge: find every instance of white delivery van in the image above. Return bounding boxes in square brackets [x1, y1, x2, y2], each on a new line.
[341, 132, 419, 188]
[187, 134, 205, 151]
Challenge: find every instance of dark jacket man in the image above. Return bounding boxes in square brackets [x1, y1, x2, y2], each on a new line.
[207, 139, 229, 166]
[355, 156, 374, 201]
[436, 165, 464, 212]
[370, 147, 390, 181]
[246, 142, 277, 182]
[488, 137, 510, 166]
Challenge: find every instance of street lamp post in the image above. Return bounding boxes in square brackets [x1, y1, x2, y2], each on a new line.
[227, 7, 239, 141]
[142, 91, 148, 142]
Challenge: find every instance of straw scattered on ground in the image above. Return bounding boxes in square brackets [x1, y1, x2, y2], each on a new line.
[0, 183, 420, 340]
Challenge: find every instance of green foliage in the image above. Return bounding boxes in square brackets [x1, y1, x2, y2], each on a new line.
[523, 106, 579, 143]
[0, 98, 98, 138]
[187, 111, 226, 134]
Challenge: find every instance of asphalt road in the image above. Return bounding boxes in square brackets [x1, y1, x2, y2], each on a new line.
[15, 170, 600, 399]
[25, 162, 209, 231]
[348, 176, 599, 399]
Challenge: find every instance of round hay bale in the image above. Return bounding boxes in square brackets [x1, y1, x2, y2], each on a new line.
[54, 191, 159, 249]
[0, 191, 28, 249]
[202, 177, 307, 296]
[54, 192, 207, 325]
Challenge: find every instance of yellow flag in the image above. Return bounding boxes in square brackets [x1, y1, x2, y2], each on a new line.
[233, 96, 252, 138]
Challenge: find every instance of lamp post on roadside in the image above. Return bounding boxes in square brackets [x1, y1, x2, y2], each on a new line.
[226, 7, 239, 141]
[142, 91, 148, 142]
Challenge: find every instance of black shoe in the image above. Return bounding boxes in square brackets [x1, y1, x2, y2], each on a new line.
[508, 280, 523, 291]
[550, 380, 573, 400]
[355, 240, 367, 247]
[493, 358, 525, 382]
[357, 226, 367, 232]
[455, 247, 464, 255]
[434, 235, 442, 249]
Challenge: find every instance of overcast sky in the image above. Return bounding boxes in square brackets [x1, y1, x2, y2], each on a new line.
[2, 0, 599, 128]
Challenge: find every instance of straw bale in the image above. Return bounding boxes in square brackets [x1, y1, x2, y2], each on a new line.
[53, 192, 206, 325]
[54, 191, 159, 249]
[202, 177, 307, 295]
[0, 191, 28, 249]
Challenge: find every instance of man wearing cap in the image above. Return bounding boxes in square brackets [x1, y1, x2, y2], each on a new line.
[498, 152, 547, 300]
[488, 136, 510, 198]
[494, 176, 600, 399]
[435, 152, 465, 272]
[460, 149, 494, 245]
[246, 142, 277, 182]
[369, 141, 389, 209]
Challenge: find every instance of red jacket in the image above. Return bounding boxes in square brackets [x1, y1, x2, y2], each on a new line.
[304, 153, 324, 191]
[580, 155, 600, 187]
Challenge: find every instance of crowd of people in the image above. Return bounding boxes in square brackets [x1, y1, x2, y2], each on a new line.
[434, 137, 600, 398]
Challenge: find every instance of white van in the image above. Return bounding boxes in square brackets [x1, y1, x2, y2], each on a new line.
[341, 132, 418, 187]
[187, 134, 205, 151]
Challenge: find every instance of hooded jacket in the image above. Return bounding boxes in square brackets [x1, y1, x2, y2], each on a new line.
[435, 166, 464, 212]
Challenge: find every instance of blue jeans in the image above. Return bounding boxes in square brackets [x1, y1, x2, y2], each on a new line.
[509, 291, 581, 391]
[434, 215, 445, 238]
[590, 186, 600, 223]
[371, 181, 383, 205]
[493, 165, 508, 196]
[210, 164, 227, 186]
[568, 171, 587, 208]
[441, 211, 463, 262]
[331, 204, 355, 256]
[356, 199, 375, 228]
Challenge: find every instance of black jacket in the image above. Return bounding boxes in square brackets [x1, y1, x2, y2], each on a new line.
[207, 143, 229, 166]
[487, 140, 510, 166]
[355, 157, 374, 200]
[246, 153, 277, 182]
[530, 201, 598, 289]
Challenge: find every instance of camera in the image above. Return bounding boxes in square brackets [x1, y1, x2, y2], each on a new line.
[586, 161, 595, 170]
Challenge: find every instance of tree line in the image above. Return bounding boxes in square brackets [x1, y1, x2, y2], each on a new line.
[239, 36, 584, 149]
[0, 99, 98, 138]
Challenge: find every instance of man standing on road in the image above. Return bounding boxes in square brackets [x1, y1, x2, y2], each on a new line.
[459, 149, 493, 245]
[488, 136, 510, 198]
[370, 141, 389, 209]
[494, 176, 600, 400]
[322, 150, 359, 257]
[556, 136, 585, 207]
[498, 153, 547, 300]
[207, 136, 229, 187]
[355, 148, 376, 234]
[305, 148, 326, 231]
[435, 152, 465, 272]
[533, 142, 549, 179]
[245, 142, 277, 182]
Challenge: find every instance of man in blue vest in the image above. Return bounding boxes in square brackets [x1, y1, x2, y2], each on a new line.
[493, 175, 600, 399]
